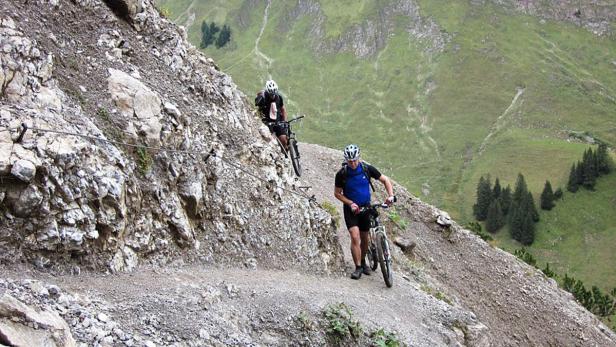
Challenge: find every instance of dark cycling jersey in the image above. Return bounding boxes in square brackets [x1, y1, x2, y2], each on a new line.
[255, 91, 284, 122]
[335, 163, 381, 206]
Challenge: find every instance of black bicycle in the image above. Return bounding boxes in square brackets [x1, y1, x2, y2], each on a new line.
[360, 201, 396, 288]
[276, 115, 303, 177]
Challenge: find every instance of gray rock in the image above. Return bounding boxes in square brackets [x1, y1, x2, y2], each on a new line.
[163, 102, 181, 117]
[0, 130, 12, 174]
[394, 237, 416, 254]
[10, 159, 36, 182]
[8, 184, 43, 217]
[0, 293, 76, 347]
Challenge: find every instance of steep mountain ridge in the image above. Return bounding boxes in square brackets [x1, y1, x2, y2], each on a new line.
[1, 0, 616, 346]
[486, 0, 616, 36]
[0, 0, 341, 273]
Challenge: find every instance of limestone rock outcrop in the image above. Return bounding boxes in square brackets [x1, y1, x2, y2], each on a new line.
[0, 0, 343, 274]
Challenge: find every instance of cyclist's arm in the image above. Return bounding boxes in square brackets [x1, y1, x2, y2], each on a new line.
[255, 91, 264, 106]
[334, 187, 354, 206]
[279, 95, 287, 121]
[280, 105, 287, 121]
[378, 175, 394, 198]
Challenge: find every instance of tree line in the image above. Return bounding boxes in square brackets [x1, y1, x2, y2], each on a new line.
[515, 248, 616, 318]
[567, 143, 612, 193]
[200, 21, 231, 49]
[473, 173, 539, 244]
[473, 144, 614, 245]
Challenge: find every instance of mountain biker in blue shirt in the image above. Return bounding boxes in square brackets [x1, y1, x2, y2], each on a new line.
[255, 80, 288, 149]
[334, 144, 395, 280]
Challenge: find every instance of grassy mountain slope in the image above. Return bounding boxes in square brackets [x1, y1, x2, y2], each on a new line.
[156, 0, 616, 293]
[493, 172, 616, 293]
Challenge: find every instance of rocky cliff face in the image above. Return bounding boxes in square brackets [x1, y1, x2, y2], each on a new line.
[276, 0, 448, 58]
[484, 0, 616, 36]
[1, 1, 616, 346]
[0, 0, 343, 274]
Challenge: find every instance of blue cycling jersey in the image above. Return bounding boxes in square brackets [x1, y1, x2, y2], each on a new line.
[344, 165, 372, 206]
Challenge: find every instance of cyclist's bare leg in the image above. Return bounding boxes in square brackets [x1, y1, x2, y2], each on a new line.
[348, 226, 361, 266]
[360, 230, 370, 265]
[279, 134, 288, 150]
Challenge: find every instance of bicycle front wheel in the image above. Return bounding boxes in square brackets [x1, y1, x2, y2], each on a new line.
[289, 138, 301, 176]
[368, 240, 378, 271]
[376, 232, 393, 288]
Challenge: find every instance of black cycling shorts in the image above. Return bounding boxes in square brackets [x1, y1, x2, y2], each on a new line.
[343, 204, 371, 232]
[263, 120, 288, 137]
[272, 122, 288, 137]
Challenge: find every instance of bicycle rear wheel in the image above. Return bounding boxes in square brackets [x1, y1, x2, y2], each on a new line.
[289, 138, 301, 176]
[376, 232, 393, 288]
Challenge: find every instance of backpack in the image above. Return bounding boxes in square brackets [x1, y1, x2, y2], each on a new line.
[338, 162, 375, 192]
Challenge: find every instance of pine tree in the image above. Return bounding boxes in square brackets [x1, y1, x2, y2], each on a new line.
[596, 143, 612, 175]
[202, 22, 219, 48]
[209, 22, 220, 36]
[200, 21, 213, 48]
[526, 191, 539, 222]
[512, 173, 528, 205]
[493, 178, 502, 200]
[485, 199, 505, 233]
[518, 210, 535, 245]
[501, 185, 512, 215]
[215, 24, 231, 48]
[508, 173, 529, 241]
[582, 149, 597, 190]
[567, 163, 579, 193]
[508, 200, 522, 241]
[553, 187, 563, 199]
[540, 180, 555, 210]
[508, 175, 538, 244]
[473, 176, 492, 221]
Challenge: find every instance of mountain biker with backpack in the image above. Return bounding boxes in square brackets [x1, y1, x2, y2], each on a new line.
[255, 79, 288, 150]
[334, 144, 395, 280]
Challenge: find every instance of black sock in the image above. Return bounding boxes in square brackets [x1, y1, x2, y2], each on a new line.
[355, 265, 362, 270]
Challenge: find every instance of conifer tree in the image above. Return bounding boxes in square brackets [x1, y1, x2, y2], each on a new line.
[473, 176, 492, 221]
[553, 187, 563, 199]
[512, 173, 528, 205]
[526, 191, 539, 222]
[575, 160, 584, 186]
[501, 185, 512, 215]
[508, 174, 529, 240]
[508, 201, 522, 241]
[582, 149, 597, 190]
[209, 22, 220, 36]
[540, 180, 555, 210]
[493, 178, 502, 200]
[486, 199, 505, 233]
[518, 210, 535, 245]
[567, 163, 579, 192]
[215, 25, 231, 48]
[200, 21, 212, 48]
[596, 143, 612, 175]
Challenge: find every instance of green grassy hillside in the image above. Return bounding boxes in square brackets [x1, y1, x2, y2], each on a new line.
[156, 0, 616, 296]
[492, 172, 616, 290]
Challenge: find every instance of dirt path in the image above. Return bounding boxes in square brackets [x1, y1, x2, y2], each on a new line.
[2, 256, 469, 346]
[0, 143, 475, 346]
[254, 0, 274, 72]
[478, 87, 525, 155]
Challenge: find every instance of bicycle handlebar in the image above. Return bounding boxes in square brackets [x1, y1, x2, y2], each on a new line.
[286, 115, 304, 124]
[358, 196, 397, 213]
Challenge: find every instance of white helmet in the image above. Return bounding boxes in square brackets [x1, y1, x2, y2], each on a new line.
[343, 144, 360, 161]
[265, 80, 278, 95]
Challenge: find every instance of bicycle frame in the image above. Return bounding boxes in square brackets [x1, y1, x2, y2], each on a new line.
[361, 204, 394, 287]
[274, 115, 303, 176]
